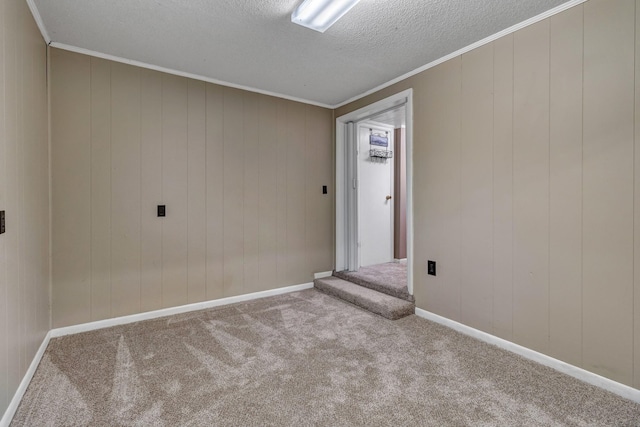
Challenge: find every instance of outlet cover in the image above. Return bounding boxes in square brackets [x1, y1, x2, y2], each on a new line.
[427, 260, 436, 276]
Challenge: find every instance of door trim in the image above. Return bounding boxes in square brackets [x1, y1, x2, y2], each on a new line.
[335, 89, 414, 295]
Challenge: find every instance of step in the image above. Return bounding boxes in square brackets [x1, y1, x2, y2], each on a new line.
[334, 266, 414, 302]
[314, 276, 415, 320]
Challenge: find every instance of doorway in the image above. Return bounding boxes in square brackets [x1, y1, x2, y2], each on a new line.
[335, 89, 414, 295]
[358, 122, 395, 267]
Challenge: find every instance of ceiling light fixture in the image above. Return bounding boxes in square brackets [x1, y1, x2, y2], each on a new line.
[291, 0, 361, 33]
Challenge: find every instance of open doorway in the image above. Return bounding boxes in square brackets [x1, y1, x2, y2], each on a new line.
[358, 121, 396, 268]
[335, 89, 413, 296]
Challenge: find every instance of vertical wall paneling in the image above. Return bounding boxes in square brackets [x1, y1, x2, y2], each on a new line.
[258, 95, 279, 291]
[16, 0, 25, 373]
[635, 0, 640, 391]
[5, 0, 20, 389]
[50, 50, 333, 328]
[492, 35, 515, 340]
[460, 44, 494, 333]
[0, 0, 6, 406]
[549, 5, 584, 367]
[205, 84, 224, 300]
[140, 69, 163, 312]
[34, 27, 48, 348]
[187, 80, 207, 303]
[304, 105, 321, 276]
[411, 78, 429, 306]
[0, 0, 49, 414]
[161, 75, 189, 307]
[306, 106, 333, 274]
[222, 87, 245, 297]
[334, 0, 640, 388]
[110, 63, 142, 317]
[422, 59, 462, 321]
[276, 99, 289, 284]
[243, 92, 261, 291]
[51, 50, 91, 327]
[583, 0, 635, 384]
[90, 58, 111, 321]
[28, 0, 46, 364]
[512, 20, 551, 354]
[286, 102, 308, 284]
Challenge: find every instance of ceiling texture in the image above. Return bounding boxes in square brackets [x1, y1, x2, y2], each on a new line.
[32, 0, 572, 107]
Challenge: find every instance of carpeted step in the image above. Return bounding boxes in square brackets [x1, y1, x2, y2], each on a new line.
[314, 276, 414, 320]
[334, 264, 414, 302]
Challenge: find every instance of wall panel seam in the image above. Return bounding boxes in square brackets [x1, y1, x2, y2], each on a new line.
[633, 0, 637, 384]
[580, 2, 585, 368]
[89, 58, 92, 321]
[547, 17, 552, 349]
[511, 32, 515, 338]
[138, 70, 142, 313]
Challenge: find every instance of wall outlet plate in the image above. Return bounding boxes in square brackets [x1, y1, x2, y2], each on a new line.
[0, 211, 4, 234]
[428, 260, 436, 276]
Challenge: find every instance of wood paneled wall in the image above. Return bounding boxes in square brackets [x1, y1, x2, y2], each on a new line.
[0, 0, 49, 415]
[50, 49, 334, 328]
[336, 0, 640, 388]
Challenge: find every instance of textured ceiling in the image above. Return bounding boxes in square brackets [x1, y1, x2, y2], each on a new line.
[32, 0, 571, 107]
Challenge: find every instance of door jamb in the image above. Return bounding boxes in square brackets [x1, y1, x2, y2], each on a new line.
[335, 89, 414, 295]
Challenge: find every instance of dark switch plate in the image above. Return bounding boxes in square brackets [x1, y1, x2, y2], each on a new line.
[322, 185, 328, 194]
[157, 205, 166, 217]
[428, 260, 436, 276]
[0, 211, 4, 234]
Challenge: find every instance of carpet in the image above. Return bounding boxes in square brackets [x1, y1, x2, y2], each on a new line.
[11, 289, 640, 426]
[334, 262, 413, 302]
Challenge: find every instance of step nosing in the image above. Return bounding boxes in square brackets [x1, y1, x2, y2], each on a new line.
[332, 271, 413, 302]
[314, 277, 414, 320]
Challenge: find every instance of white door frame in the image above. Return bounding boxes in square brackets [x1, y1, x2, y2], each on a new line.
[335, 89, 414, 295]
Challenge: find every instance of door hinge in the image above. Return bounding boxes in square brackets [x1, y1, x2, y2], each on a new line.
[352, 178, 358, 189]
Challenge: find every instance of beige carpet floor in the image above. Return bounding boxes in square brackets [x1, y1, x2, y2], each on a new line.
[11, 289, 640, 426]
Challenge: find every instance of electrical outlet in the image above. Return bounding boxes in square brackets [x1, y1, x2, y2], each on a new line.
[427, 260, 436, 276]
[157, 205, 166, 217]
[0, 211, 5, 234]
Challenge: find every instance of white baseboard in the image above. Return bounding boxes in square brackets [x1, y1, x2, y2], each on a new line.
[0, 331, 52, 427]
[1, 282, 314, 425]
[414, 308, 640, 403]
[51, 282, 314, 338]
[313, 271, 333, 279]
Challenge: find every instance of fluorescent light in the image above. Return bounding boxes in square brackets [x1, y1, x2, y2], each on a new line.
[291, 0, 361, 33]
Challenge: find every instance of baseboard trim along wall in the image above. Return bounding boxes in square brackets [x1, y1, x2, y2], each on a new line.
[0, 331, 52, 427]
[0, 281, 314, 425]
[414, 308, 640, 403]
[50, 282, 314, 338]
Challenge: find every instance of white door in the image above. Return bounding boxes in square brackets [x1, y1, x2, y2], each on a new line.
[358, 124, 394, 267]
